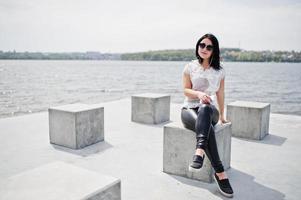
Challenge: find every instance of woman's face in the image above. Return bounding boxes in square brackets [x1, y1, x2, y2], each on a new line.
[198, 38, 213, 60]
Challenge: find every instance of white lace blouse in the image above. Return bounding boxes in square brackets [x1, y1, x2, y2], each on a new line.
[182, 59, 225, 109]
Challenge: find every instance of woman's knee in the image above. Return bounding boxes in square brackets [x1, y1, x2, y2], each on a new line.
[181, 108, 196, 131]
[198, 104, 213, 115]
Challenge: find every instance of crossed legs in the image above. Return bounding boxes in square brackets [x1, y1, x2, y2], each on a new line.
[181, 104, 226, 178]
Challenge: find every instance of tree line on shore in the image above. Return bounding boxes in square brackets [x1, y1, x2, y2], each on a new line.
[0, 48, 300, 62]
[121, 48, 301, 62]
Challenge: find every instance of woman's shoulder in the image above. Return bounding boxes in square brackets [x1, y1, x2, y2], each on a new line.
[216, 66, 225, 73]
[183, 60, 199, 74]
[219, 67, 226, 76]
[190, 59, 199, 66]
[187, 59, 199, 69]
[212, 66, 226, 79]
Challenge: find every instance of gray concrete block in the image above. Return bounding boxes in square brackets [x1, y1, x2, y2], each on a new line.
[227, 101, 270, 140]
[49, 103, 104, 149]
[163, 121, 232, 183]
[0, 161, 121, 200]
[131, 93, 170, 124]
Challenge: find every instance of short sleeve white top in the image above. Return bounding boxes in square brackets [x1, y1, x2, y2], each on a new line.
[182, 59, 225, 108]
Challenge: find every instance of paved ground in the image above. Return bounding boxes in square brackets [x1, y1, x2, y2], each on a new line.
[0, 97, 300, 200]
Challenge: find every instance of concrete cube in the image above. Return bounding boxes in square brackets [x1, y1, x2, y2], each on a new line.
[163, 121, 232, 183]
[131, 93, 170, 124]
[227, 101, 270, 140]
[49, 103, 104, 149]
[0, 161, 121, 200]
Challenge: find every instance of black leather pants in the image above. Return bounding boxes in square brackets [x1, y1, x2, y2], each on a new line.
[181, 104, 224, 173]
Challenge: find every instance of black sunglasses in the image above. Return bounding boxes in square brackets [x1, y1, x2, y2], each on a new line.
[199, 43, 213, 51]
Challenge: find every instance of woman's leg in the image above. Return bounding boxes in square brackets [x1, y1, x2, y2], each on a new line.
[195, 104, 224, 173]
[180, 107, 198, 132]
[206, 127, 224, 173]
[181, 107, 206, 168]
[206, 105, 224, 173]
[195, 104, 214, 149]
[181, 105, 224, 173]
[182, 105, 233, 196]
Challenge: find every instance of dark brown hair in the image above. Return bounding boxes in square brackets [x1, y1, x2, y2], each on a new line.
[195, 33, 222, 70]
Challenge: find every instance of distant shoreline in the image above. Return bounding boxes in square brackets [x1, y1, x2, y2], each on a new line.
[1, 48, 300, 63]
[0, 59, 299, 64]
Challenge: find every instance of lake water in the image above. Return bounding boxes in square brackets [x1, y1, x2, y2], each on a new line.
[0, 60, 300, 118]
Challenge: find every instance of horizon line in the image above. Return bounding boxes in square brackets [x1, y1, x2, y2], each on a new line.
[1, 48, 300, 54]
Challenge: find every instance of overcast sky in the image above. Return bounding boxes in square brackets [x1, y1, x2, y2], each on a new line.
[0, 0, 300, 53]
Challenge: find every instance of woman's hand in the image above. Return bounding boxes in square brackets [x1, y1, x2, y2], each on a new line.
[219, 116, 230, 124]
[197, 91, 212, 104]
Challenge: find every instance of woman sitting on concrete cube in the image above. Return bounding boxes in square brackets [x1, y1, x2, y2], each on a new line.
[181, 33, 234, 198]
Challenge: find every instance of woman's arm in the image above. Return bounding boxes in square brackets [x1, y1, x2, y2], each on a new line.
[216, 78, 229, 123]
[183, 73, 211, 104]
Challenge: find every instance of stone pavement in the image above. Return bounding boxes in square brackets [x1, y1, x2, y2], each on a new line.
[0, 98, 300, 200]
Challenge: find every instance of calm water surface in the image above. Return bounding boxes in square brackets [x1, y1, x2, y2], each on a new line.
[0, 60, 300, 118]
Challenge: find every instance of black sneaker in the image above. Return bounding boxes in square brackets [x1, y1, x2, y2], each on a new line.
[189, 154, 205, 172]
[213, 173, 234, 198]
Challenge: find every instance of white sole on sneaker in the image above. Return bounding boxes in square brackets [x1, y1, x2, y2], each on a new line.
[213, 174, 234, 198]
[188, 166, 202, 173]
